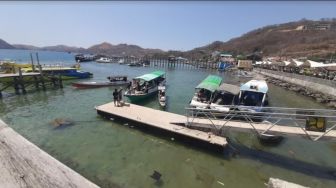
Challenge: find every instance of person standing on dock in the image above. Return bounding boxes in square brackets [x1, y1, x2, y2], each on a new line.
[113, 89, 119, 106]
[117, 88, 123, 106]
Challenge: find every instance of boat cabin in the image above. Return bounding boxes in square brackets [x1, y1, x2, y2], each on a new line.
[239, 80, 268, 107]
[212, 83, 240, 106]
[190, 75, 222, 108]
[107, 76, 127, 82]
[130, 71, 165, 94]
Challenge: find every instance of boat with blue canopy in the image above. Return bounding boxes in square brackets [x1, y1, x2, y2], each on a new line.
[189, 75, 222, 109]
[124, 70, 165, 103]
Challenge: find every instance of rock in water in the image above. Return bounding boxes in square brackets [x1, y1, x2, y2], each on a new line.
[51, 118, 74, 128]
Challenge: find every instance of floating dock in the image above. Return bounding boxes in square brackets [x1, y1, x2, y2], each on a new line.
[0, 119, 99, 188]
[95, 102, 228, 148]
[96, 102, 336, 144]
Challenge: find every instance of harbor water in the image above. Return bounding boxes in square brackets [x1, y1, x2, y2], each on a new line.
[1, 49, 336, 188]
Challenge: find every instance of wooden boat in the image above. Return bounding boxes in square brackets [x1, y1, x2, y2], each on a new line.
[158, 82, 166, 107]
[72, 76, 128, 89]
[189, 75, 222, 109]
[124, 71, 165, 103]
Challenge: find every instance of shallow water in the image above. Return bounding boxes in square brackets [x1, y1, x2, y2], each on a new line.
[1, 50, 335, 188]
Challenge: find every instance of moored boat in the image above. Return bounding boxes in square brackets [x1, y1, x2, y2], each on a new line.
[72, 76, 129, 89]
[124, 70, 165, 103]
[238, 79, 269, 112]
[210, 83, 240, 112]
[96, 57, 113, 63]
[189, 75, 222, 109]
[158, 83, 166, 107]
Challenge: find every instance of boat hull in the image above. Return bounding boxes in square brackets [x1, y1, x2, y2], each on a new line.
[72, 81, 128, 89]
[124, 90, 157, 103]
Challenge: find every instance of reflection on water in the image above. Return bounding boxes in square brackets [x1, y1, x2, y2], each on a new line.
[0, 50, 335, 188]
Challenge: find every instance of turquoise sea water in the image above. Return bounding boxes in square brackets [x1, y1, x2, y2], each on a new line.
[1, 49, 336, 188]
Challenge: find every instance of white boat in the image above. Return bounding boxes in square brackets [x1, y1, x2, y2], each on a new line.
[189, 75, 222, 109]
[158, 84, 166, 107]
[118, 59, 126, 64]
[238, 80, 269, 112]
[210, 83, 240, 112]
[96, 57, 112, 63]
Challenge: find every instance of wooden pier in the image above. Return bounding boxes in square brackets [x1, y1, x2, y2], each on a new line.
[0, 119, 99, 188]
[0, 68, 63, 98]
[95, 102, 228, 148]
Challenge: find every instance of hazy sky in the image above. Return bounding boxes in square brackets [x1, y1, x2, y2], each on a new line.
[1, 1, 336, 51]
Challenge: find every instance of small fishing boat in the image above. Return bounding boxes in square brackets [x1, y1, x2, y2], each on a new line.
[158, 83, 166, 107]
[238, 80, 269, 112]
[124, 70, 165, 103]
[210, 83, 240, 112]
[75, 54, 96, 62]
[96, 57, 113, 63]
[189, 75, 222, 109]
[72, 76, 129, 89]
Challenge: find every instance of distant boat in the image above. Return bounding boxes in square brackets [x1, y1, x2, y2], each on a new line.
[189, 75, 222, 109]
[74, 54, 95, 62]
[124, 70, 166, 103]
[72, 76, 129, 89]
[96, 57, 113, 63]
[118, 59, 126, 64]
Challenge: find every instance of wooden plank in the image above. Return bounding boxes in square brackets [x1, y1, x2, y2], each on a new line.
[95, 102, 227, 147]
[0, 119, 99, 188]
[0, 73, 41, 78]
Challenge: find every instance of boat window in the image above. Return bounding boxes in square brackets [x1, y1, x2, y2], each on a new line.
[240, 91, 264, 106]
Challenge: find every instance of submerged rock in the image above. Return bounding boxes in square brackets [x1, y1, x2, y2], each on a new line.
[51, 118, 74, 128]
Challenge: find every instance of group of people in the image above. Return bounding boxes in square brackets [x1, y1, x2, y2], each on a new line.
[113, 88, 123, 107]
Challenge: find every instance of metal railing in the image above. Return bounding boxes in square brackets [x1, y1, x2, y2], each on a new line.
[185, 105, 336, 141]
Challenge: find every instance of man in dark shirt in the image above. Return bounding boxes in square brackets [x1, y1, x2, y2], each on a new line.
[113, 89, 119, 106]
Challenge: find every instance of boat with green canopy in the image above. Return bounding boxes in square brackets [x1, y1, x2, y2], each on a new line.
[124, 70, 166, 102]
[189, 75, 222, 108]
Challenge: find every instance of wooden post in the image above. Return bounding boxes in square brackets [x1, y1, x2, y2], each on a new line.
[30, 53, 35, 72]
[38, 65, 46, 91]
[18, 68, 26, 94]
[33, 75, 39, 89]
[58, 74, 63, 88]
[13, 77, 20, 95]
[35, 52, 41, 67]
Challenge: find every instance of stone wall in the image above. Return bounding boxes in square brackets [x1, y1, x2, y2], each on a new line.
[255, 69, 336, 108]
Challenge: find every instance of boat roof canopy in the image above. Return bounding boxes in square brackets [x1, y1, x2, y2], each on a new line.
[135, 70, 165, 81]
[196, 75, 222, 92]
[218, 83, 240, 95]
[240, 80, 268, 94]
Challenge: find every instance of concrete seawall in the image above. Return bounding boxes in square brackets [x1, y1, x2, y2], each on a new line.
[256, 69, 336, 97]
[0, 119, 100, 188]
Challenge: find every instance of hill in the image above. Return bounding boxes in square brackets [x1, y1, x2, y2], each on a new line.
[0, 39, 15, 49]
[182, 19, 336, 59]
[87, 42, 163, 57]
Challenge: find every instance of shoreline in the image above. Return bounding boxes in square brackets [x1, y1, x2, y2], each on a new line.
[254, 69, 336, 109]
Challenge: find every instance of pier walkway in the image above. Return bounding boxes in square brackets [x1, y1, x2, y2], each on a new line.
[0, 119, 99, 188]
[95, 102, 228, 147]
[96, 102, 336, 143]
